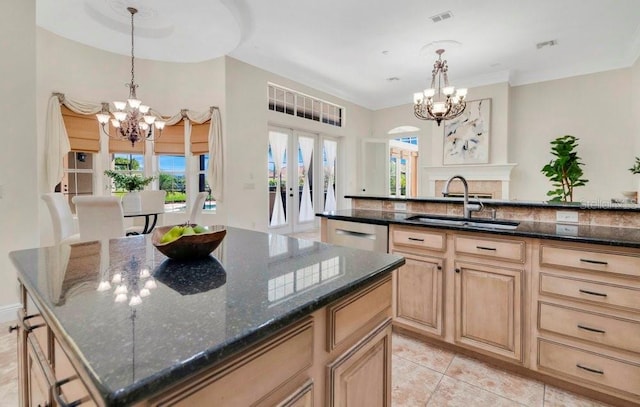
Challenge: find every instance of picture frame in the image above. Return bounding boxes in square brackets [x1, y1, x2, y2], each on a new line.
[443, 98, 491, 165]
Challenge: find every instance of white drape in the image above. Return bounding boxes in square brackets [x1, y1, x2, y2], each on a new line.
[269, 131, 287, 227]
[208, 109, 223, 203]
[298, 137, 314, 222]
[323, 139, 337, 212]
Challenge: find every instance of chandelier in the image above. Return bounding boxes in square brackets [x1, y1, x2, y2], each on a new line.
[413, 49, 467, 126]
[96, 7, 165, 146]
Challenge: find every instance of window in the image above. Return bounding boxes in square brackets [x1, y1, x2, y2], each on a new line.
[389, 137, 419, 197]
[268, 83, 344, 127]
[158, 155, 186, 212]
[56, 151, 94, 213]
[199, 154, 215, 212]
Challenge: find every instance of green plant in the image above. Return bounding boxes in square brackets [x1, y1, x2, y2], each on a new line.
[629, 157, 640, 174]
[104, 170, 155, 192]
[541, 135, 588, 202]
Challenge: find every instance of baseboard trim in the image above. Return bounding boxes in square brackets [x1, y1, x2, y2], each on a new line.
[0, 303, 20, 323]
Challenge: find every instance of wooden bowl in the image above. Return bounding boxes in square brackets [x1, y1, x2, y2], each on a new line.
[152, 224, 226, 260]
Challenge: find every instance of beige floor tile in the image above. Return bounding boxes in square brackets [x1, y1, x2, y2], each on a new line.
[445, 355, 544, 407]
[392, 334, 455, 373]
[392, 355, 443, 407]
[0, 323, 18, 407]
[543, 386, 613, 407]
[427, 376, 523, 407]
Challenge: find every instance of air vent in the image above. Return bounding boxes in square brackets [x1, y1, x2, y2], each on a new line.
[536, 39, 558, 49]
[430, 11, 453, 23]
[387, 77, 400, 82]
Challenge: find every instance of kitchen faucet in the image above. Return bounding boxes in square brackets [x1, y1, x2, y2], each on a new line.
[442, 175, 483, 218]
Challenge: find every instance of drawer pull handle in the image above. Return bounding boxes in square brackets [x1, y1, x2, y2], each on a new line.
[408, 237, 425, 242]
[578, 289, 607, 298]
[53, 376, 90, 407]
[476, 246, 497, 251]
[576, 364, 604, 375]
[577, 324, 606, 334]
[579, 258, 608, 266]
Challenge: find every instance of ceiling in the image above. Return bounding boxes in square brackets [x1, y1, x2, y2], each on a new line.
[36, 0, 640, 110]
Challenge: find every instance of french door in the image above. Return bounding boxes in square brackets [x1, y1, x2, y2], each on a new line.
[268, 127, 337, 234]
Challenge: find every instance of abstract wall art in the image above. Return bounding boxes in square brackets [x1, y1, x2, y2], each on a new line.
[443, 98, 491, 165]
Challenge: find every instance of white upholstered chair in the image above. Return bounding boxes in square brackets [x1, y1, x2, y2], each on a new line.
[187, 192, 208, 225]
[41, 193, 81, 245]
[126, 190, 167, 234]
[72, 196, 125, 242]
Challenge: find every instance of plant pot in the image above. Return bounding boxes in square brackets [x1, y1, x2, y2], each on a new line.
[122, 191, 142, 213]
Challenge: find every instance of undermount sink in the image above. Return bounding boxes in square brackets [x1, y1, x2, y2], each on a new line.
[405, 215, 520, 230]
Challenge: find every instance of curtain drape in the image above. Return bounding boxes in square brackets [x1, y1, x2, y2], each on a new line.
[323, 139, 337, 212]
[269, 131, 287, 227]
[298, 136, 314, 222]
[207, 108, 223, 203]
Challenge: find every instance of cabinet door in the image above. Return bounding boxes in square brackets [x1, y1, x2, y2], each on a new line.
[454, 261, 523, 362]
[393, 252, 444, 337]
[327, 320, 392, 407]
[27, 338, 51, 407]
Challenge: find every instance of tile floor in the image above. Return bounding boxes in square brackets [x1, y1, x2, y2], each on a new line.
[0, 230, 613, 406]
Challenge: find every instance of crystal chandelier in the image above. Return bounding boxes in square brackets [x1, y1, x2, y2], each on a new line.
[413, 49, 467, 126]
[96, 7, 165, 146]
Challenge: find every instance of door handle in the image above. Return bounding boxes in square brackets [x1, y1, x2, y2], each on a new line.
[289, 194, 293, 197]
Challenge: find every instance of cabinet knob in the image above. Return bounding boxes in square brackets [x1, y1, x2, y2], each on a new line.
[436, 265, 442, 270]
[8, 325, 18, 333]
[455, 268, 461, 273]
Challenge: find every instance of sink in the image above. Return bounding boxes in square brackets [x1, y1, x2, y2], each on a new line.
[406, 215, 520, 230]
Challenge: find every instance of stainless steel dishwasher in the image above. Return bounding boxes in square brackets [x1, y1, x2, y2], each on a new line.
[324, 219, 388, 252]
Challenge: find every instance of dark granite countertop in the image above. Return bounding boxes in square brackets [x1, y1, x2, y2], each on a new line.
[318, 209, 640, 248]
[10, 227, 404, 406]
[346, 195, 640, 212]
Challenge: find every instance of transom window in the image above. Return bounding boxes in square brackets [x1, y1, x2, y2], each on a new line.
[268, 83, 343, 127]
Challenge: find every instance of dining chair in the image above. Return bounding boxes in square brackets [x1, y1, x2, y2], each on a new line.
[41, 193, 81, 245]
[188, 192, 208, 225]
[126, 190, 167, 235]
[72, 196, 125, 242]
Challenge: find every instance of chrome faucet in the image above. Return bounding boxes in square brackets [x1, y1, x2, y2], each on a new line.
[442, 175, 483, 218]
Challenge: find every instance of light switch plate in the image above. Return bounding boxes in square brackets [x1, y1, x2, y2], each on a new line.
[394, 202, 407, 211]
[556, 210, 578, 223]
[556, 224, 578, 236]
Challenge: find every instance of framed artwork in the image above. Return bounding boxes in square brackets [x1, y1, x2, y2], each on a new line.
[443, 98, 491, 165]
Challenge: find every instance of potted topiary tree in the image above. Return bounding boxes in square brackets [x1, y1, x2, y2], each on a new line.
[104, 170, 155, 212]
[541, 135, 588, 202]
[628, 157, 640, 203]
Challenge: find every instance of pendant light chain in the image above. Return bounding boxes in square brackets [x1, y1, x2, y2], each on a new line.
[128, 7, 138, 99]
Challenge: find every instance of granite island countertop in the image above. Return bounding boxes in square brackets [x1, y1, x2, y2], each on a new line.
[318, 209, 640, 248]
[10, 227, 404, 406]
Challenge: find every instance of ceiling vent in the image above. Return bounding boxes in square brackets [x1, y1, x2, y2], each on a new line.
[430, 11, 453, 23]
[536, 39, 558, 49]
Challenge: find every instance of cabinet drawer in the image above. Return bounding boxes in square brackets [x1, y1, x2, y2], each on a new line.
[327, 220, 388, 252]
[538, 302, 640, 353]
[540, 245, 640, 277]
[540, 273, 640, 312]
[454, 235, 525, 263]
[538, 339, 640, 397]
[54, 339, 96, 406]
[391, 227, 445, 251]
[327, 275, 392, 351]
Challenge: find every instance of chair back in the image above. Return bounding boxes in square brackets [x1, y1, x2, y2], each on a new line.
[140, 190, 167, 213]
[41, 193, 77, 243]
[72, 196, 125, 241]
[188, 192, 208, 225]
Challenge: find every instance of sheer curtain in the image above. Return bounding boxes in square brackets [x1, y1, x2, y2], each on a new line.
[298, 136, 314, 222]
[269, 131, 287, 227]
[323, 140, 337, 212]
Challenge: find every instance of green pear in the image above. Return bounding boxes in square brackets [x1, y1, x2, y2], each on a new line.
[182, 226, 196, 236]
[160, 225, 184, 243]
[193, 225, 206, 234]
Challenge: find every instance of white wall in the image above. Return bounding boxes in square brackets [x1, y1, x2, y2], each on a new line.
[0, 0, 38, 318]
[509, 69, 634, 201]
[224, 57, 373, 231]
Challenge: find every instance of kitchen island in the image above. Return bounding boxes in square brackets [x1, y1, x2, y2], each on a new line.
[10, 227, 404, 406]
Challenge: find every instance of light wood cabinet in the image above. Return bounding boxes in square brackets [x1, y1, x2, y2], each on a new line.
[533, 241, 640, 404]
[326, 320, 392, 407]
[26, 336, 50, 407]
[454, 261, 523, 362]
[392, 253, 444, 337]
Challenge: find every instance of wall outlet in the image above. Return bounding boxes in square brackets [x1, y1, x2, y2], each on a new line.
[556, 224, 578, 236]
[556, 210, 578, 223]
[394, 202, 407, 211]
